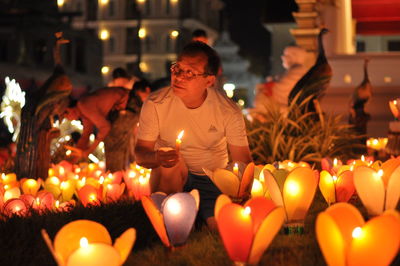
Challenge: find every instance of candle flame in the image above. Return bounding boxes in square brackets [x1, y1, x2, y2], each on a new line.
[59, 166, 65, 176]
[352, 227, 363, 239]
[15, 206, 20, 212]
[55, 200, 60, 208]
[377, 169, 384, 177]
[36, 198, 40, 206]
[138, 175, 147, 184]
[26, 179, 37, 187]
[361, 155, 365, 162]
[66, 150, 72, 156]
[332, 176, 338, 182]
[107, 184, 112, 190]
[80, 237, 89, 248]
[243, 206, 251, 215]
[333, 158, 338, 167]
[89, 194, 97, 202]
[177, 130, 184, 140]
[99, 176, 105, 184]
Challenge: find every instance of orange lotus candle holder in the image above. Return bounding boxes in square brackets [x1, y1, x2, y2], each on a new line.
[215, 195, 285, 265]
[42, 219, 135, 266]
[353, 158, 400, 216]
[316, 203, 400, 266]
[141, 190, 199, 248]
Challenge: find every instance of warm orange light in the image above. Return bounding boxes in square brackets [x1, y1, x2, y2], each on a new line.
[99, 29, 110, 40]
[243, 206, 251, 216]
[176, 130, 184, 150]
[170, 30, 179, 38]
[89, 194, 97, 202]
[286, 180, 300, 196]
[332, 176, 338, 183]
[99, 176, 105, 184]
[361, 155, 365, 162]
[138, 28, 146, 39]
[333, 158, 338, 167]
[55, 200, 60, 208]
[233, 163, 239, 176]
[49, 176, 61, 186]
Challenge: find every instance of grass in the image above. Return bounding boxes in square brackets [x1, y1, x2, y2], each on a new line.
[2, 190, 398, 266]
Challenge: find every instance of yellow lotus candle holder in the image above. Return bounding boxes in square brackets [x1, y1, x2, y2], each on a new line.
[316, 202, 400, 266]
[42, 219, 135, 266]
[203, 162, 255, 200]
[264, 166, 317, 233]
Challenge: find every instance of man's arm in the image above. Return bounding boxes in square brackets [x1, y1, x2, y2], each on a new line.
[228, 144, 253, 165]
[135, 139, 179, 169]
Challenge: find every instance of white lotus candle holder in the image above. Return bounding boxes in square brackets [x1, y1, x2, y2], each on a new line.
[141, 190, 199, 248]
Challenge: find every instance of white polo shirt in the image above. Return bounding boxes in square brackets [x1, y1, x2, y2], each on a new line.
[137, 87, 249, 175]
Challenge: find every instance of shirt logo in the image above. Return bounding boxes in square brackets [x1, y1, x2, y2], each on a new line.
[208, 125, 218, 133]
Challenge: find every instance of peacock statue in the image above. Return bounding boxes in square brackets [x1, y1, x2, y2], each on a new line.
[288, 28, 332, 114]
[349, 58, 372, 136]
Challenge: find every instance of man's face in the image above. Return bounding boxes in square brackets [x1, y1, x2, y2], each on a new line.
[171, 55, 215, 101]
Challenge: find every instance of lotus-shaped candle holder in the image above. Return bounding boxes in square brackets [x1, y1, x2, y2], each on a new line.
[203, 162, 255, 199]
[319, 170, 355, 205]
[215, 195, 285, 265]
[42, 219, 135, 266]
[353, 158, 400, 216]
[316, 203, 400, 266]
[141, 190, 199, 248]
[264, 166, 317, 230]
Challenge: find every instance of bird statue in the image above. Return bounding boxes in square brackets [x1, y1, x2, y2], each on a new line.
[288, 28, 332, 114]
[349, 58, 372, 136]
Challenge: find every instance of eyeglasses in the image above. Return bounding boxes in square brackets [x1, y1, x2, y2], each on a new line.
[170, 63, 211, 80]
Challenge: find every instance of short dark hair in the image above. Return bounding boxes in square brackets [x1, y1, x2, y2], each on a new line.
[192, 29, 207, 38]
[133, 79, 150, 92]
[178, 41, 220, 76]
[112, 67, 129, 79]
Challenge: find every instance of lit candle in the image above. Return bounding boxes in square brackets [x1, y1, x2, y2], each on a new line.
[250, 179, 264, 197]
[176, 130, 184, 151]
[67, 237, 120, 266]
[233, 163, 239, 176]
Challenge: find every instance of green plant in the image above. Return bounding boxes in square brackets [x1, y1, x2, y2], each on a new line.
[246, 95, 364, 165]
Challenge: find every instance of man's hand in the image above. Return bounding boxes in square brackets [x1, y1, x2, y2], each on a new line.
[156, 148, 179, 168]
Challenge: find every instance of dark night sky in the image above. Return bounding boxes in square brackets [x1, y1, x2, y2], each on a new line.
[223, 0, 297, 77]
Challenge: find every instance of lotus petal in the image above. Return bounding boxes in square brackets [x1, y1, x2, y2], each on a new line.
[381, 159, 400, 186]
[386, 164, 400, 210]
[211, 169, 240, 197]
[244, 197, 276, 234]
[215, 194, 232, 219]
[319, 170, 336, 205]
[217, 204, 253, 263]
[283, 167, 317, 222]
[264, 169, 284, 208]
[113, 228, 136, 264]
[354, 166, 385, 216]
[335, 170, 355, 203]
[248, 207, 285, 265]
[239, 162, 255, 197]
[347, 214, 400, 266]
[141, 196, 170, 247]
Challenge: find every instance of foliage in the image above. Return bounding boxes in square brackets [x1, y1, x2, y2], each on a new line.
[246, 95, 364, 166]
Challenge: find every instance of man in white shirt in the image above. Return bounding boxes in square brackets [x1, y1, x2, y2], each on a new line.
[135, 41, 252, 230]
